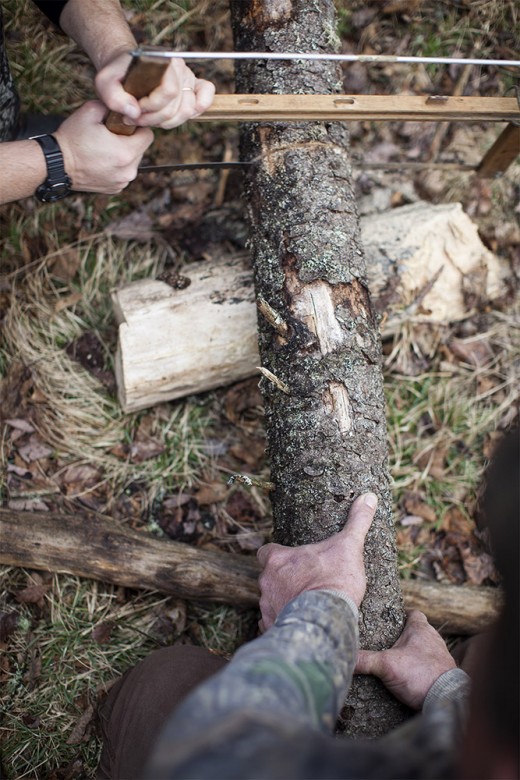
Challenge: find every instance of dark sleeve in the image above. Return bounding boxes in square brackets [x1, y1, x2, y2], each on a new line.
[31, 1, 70, 27]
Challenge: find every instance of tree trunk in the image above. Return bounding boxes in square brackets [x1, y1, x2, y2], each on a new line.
[0, 508, 503, 635]
[231, 0, 407, 736]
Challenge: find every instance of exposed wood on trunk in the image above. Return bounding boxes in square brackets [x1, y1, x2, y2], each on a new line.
[0, 508, 503, 635]
[112, 202, 505, 411]
[230, 0, 406, 736]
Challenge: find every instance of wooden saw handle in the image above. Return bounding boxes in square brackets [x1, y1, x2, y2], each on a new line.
[105, 53, 169, 135]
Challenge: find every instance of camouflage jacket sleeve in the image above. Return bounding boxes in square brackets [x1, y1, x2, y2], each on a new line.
[147, 590, 359, 778]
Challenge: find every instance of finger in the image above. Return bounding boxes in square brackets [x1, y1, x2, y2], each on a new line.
[193, 79, 216, 114]
[405, 610, 429, 626]
[354, 649, 384, 676]
[95, 63, 141, 121]
[257, 542, 279, 567]
[337, 493, 378, 548]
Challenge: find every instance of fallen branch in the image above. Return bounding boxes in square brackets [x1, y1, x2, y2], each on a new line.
[0, 509, 502, 635]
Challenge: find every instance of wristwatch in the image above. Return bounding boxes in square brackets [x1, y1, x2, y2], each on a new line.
[31, 133, 72, 202]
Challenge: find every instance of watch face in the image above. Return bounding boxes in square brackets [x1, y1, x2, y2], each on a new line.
[36, 179, 72, 203]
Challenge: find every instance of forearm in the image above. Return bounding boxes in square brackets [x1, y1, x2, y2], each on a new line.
[0, 141, 46, 204]
[59, 0, 136, 71]
[148, 591, 359, 776]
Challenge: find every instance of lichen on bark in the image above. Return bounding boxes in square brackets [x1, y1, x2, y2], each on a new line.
[231, 0, 410, 736]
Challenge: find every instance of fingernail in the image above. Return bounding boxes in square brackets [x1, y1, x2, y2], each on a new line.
[364, 492, 378, 509]
[124, 103, 140, 120]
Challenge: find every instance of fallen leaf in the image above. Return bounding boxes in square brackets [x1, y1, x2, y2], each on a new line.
[162, 493, 192, 510]
[130, 436, 165, 463]
[5, 418, 35, 434]
[442, 506, 473, 535]
[414, 445, 448, 480]
[403, 492, 436, 523]
[8, 498, 50, 512]
[62, 464, 102, 485]
[400, 514, 424, 527]
[92, 621, 115, 645]
[459, 542, 499, 586]
[54, 292, 82, 313]
[17, 436, 53, 463]
[105, 209, 157, 241]
[14, 583, 50, 608]
[49, 246, 82, 282]
[66, 705, 95, 745]
[0, 611, 20, 642]
[194, 481, 228, 505]
[449, 337, 493, 367]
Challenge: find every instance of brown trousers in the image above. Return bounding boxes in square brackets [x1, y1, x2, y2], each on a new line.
[97, 644, 227, 780]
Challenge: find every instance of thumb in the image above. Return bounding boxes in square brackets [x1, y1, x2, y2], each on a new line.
[95, 70, 141, 120]
[337, 492, 378, 548]
[355, 649, 384, 676]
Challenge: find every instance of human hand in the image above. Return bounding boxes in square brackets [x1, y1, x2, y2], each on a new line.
[355, 610, 457, 710]
[54, 101, 153, 193]
[257, 492, 378, 632]
[95, 50, 215, 129]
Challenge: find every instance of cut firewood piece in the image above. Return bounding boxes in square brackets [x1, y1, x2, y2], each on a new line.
[0, 508, 502, 635]
[112, 202, 505, 412]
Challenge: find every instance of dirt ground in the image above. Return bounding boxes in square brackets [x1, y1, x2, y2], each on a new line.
[0, 0, 519, 777]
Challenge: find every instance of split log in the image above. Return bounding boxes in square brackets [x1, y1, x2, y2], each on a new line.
[112, 202, 505, 412]
[0, 508, 503, 635]
[230, 0, 407, 736]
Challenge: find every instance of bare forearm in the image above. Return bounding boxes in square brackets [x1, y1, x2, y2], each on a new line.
[0, 142, 46, 204]
[59, 0, 136, 71]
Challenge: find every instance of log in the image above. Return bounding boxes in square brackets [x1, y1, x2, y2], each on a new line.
[230, 0, 406, 737]
[0, 508, 503, 635]
[113, 202, 505, 412]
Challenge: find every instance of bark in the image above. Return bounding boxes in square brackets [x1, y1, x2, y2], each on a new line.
[0, 508, 503, 635]
[231, 0, 407, 735]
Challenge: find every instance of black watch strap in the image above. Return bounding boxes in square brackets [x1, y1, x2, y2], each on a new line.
[32, 133, 72, 202]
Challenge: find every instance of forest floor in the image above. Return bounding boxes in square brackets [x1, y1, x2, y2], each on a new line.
[0, 0, 518, 777]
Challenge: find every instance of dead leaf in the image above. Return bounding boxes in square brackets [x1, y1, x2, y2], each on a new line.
[14, 583, 51, 608]
[7, 463, 32, 477]
[449, 337, 493, 367]
[194, 481, 227, 505]
[17, 435, 53, 463]
[105, 209, 157, 241]
[54, 292, 82, 313]
[162, 493, 192, 510]
[403, 492, 436, 523]
[92, 621, 115, 645]
[5, 418, 35, 434]
[400, 514, 424, 527]
[8, 498, 50, 512]
[49, 246, 82, 282]
[66, 705, 95, 745]
[459, 542, 499, 585]
[414, 445, 448, 480]
[62, 464, 102, 485]
[130, 436, 165, 463]
[0, 611, 20, 642]
[442, 506, 473, 535]
[382, 0, 422, 14]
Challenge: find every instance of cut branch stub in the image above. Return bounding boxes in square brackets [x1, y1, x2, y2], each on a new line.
[231, 0, 408, 737]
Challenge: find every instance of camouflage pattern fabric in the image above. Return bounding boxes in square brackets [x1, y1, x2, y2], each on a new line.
[147, 590, 470, 779]
[0, 5, 19, 140]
